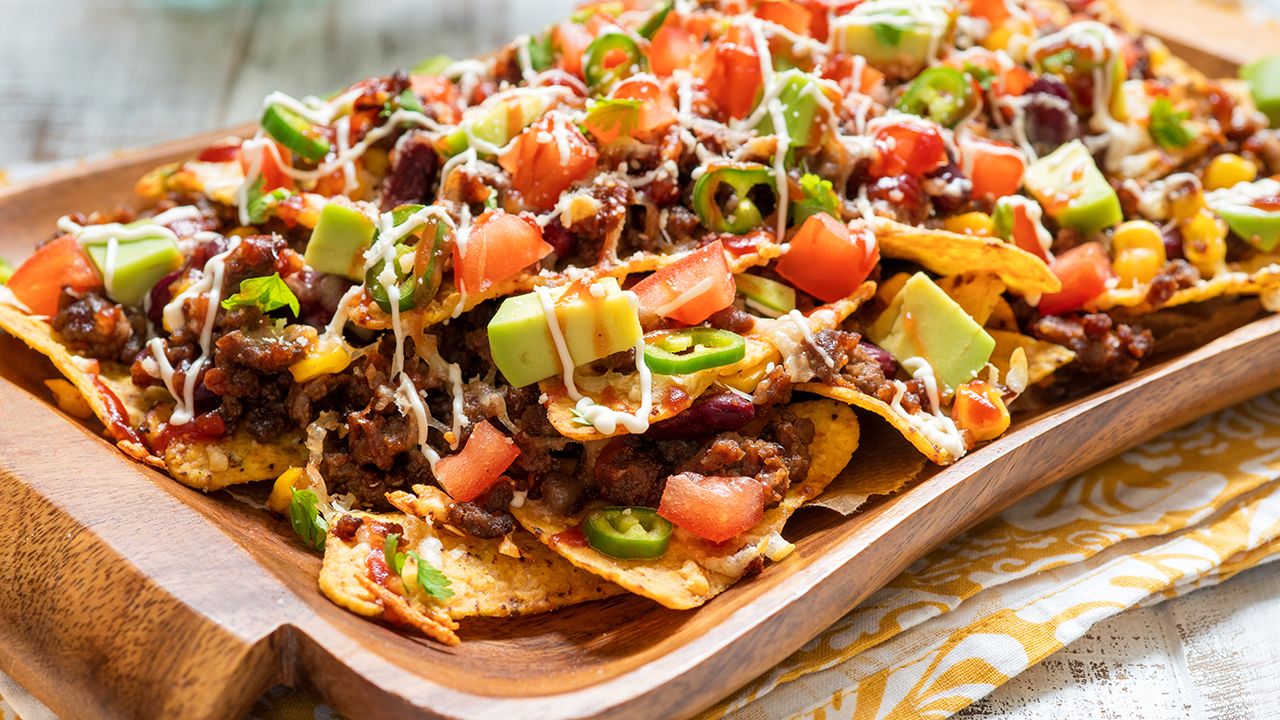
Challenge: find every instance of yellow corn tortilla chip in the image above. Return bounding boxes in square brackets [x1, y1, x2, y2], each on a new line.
[797, 381, 963, 465]
[938, 273, 1008, 326]
[319, 507, 623, 623]
[805, 419, 929, 515]
[987, 329, 1076, 385]
[1089, 265, 1280, 313]
[0, 302, 307, 489]
[512, 399, 859, 610]
[869, 219, 1061, 296]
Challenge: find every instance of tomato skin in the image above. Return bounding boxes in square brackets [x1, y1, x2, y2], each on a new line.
[631, 240, 736, 325]
[7, 236, 103, 316]
[969, 0, 1012, 27]
[869, 120, 949, 178]
[1038, 242, 1112, 316]
[776, 213, 880, 303]
[963, 137, 1026, 201]
[196, 142, 241, 164]
[409, 75, 462, 124]
[802, 0, 857, 40]
[239, 139, 295, 192]
[699, 37, 763, 120]
[649, 24, 700, 77]
[453, 210, 553, 296]
[657, 473, 767, 544]
[821, 53, 885, 96]
[499, 113, 599, 211]
[433, 420, 521, 502]
[553, 21, 595, 79]
[755, 1, 812, 34]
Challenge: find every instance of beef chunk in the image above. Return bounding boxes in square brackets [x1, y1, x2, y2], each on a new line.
[51, 289, 147, 363]
[1032, 312, 1154, 380]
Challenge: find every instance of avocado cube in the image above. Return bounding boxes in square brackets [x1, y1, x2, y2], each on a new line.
[84, 235, 183, 307]
[829, 0, 951, 78]
[1242, 56, 1280, 127]
[305, 203, 376, 281]
[1023, 140, 1122, 234]
[1212, 202, 1280, 252]
[443, 91, 557, 156]
[488, 277, 642, 388]
[867, 272, 995, 390]
[754, 72, 834, 149]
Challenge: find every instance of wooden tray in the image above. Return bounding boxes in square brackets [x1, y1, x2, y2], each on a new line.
[3, 13, 1280, 720]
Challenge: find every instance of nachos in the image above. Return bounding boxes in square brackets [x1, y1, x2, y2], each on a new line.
[4, 0, 1280, 642]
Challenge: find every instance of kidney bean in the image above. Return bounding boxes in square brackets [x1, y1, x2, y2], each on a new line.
[859, 341, 898, 378]
[645, 392, 756, 440]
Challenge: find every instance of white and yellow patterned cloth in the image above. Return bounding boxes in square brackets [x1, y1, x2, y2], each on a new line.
[6, 392, 1280, 720]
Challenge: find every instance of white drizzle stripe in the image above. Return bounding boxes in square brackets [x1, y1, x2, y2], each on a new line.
[785, 309, 835, 368]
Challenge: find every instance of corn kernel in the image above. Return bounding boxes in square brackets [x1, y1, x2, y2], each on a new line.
[943, 212, 995, 237]
[290, 344, 352, 383]
[1204, 153, 1258, 191]
[951, 380, 1010, 443]
[1114, 248, 1163, 287]
[1182, 209, 1228, 276]
[1112, 220, 1166, 255]
[267, 467, 306, 515]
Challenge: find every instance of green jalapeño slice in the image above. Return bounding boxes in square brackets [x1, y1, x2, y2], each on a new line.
[642, 328, 747, 375]
[584, 507, 673, 559]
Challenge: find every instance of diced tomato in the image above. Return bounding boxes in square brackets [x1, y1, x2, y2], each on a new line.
[698, 36, 763, 120]
[553, 21, 595, 79]
[649, 24, 700, 77]
[969, 0, 1012, 27]
[776, 213, 880, 303]
[7, 236, 103, 316]
[869, 119, 948, 178]
[453, 210, 553, 296]
[631, 240, 736, 325]
[196, 142, 241, 164]
[239, 139, 295, 192]
[963, 137, 1026, 201]
[658, 473, 767, 544]
[802, 0, 857, 40]
[821, 53, 885, 96]
[409, 75, 462, 124]
[1006, 201, 1050, 262]
[755, 1, 813, 34]
[613, 77, 677, 137]
[499, 113, 599, 211]
[433, 420, 520, 502]
[1038, 242, 1112, 316]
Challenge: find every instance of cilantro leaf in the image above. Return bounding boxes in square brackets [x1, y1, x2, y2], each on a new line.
[792, 173, 843, 224]
[638, 0, 674, 40]
[407, 550, 455, 600]
[288, 488, 328, 551]
[247, 182, 290, 225]
[1149, 97, 1197, 150]
[585, 98, 642, 140]
[871, 23, 903, 48]
[384, 532, 404, 573]
[527, 32, 555, 73]
[221, 273, 301, 317]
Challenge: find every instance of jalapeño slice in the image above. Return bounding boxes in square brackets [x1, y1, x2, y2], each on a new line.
[584, 32, 647, 91]
[895, 67, 977, 128]
[691, 163, 776, 235]
[584, 507, 673, 559]
[261, 104, 331, 162]
[642, 328, 747, 375]
[365, 205, 448, 313]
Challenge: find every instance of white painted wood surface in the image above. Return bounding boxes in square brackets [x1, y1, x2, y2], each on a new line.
[3, 2, 1279, 718]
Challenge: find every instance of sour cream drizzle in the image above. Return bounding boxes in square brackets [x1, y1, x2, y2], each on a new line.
[890, 357, 967, 458]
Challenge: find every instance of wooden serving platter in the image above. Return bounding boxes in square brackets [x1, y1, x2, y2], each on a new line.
[3, 13, 1280, 720]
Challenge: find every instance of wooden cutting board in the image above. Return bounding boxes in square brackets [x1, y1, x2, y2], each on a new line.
[3, 9, 1280, 720]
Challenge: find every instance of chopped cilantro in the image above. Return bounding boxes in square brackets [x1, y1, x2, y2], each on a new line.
[408, 551, 455, 601]
[792, 173, 843, 224]
[1149, 97, 1197, 149]
[527, 32, 555, 73]
[288, 488, 328, 551]
[221, 273, 301, 317]
[585, 97, 643, 140]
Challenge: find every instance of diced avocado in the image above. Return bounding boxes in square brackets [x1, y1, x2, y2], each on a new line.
[442, 91, 556, 156]
[1242, 56, 1280, 127]
[488, 277, 643, 388]
[829, 0, 952, 78]
[754, 72, 833, 149]
[84, 236, 183, 307]
[1023, 140, 1122, 234]
[305, 203, 375, 281]
[867, 272, 995, 390]
[1213, 203, 1280, 252]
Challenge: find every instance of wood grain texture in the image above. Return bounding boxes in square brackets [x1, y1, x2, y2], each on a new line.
[3, 135, 1280, 719]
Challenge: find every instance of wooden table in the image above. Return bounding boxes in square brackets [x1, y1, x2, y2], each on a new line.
[4, 1, 1280, 717]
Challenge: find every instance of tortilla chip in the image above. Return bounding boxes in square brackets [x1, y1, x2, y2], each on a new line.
[987, 329, 1076, 385]
[0, 303, 307, 489]
[869, 219, 1061, 296]
[320, 508, 622, 626]
[798, 381, 963, 465]
[805, 419, 928, 515]
[1089, 265, 1280, 313]
[512, 399, 859, 610]
[543, 286, 875, 441]
[937, 273, 1007, 326]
